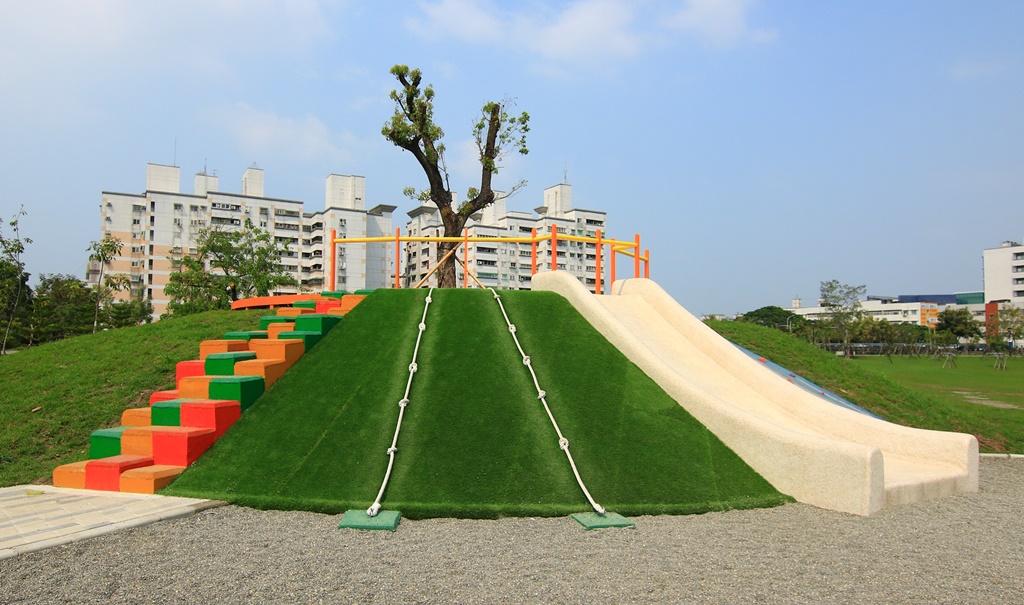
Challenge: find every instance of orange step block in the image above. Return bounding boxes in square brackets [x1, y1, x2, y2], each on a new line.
[175, 359, 206, 388]
[84, 455, 154, 491]
[178, 375, 215, 399]
[275, 306, 312, 317]
[120, 426, 165, 457]
[180, 399, 241, 439]
[149, 390, 179, 405]
[120, 465, 186, 494]
[234, 358, 290, 387]
[267, 322, 296, 339]
[339, 294, 366, 314]
[199, 339, 250, 361]
[52, 460, 89, 489]
[121, 407, 152, 426]
[249, 338, 304, 368]
[152, 427, 217, 466]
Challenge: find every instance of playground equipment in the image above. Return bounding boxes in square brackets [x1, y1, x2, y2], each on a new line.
[329, 225, 650, 293]
[534, 271, 979, 516]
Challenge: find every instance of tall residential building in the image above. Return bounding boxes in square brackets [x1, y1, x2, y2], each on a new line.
[404, 183, 608, 291]
[89, 164, 395, 317]
[983, 240, 1024, 307]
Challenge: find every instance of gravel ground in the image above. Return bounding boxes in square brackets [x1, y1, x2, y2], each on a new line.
[2, 458, 1022, 604]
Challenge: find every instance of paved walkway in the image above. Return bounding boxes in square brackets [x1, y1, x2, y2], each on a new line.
[0, 485, 225, 560]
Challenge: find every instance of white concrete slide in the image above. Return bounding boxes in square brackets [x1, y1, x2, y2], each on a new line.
[534, 271, 978, 516]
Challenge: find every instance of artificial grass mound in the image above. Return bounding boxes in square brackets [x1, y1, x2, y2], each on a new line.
[162, 289, 791, 518]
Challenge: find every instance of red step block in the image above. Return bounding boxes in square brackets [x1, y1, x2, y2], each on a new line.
[150, 390, 180, 405]
[180, 399, 241, 439]
[175, 359, 206, 388]
[152, 426, 217, 466]
[84, 455, 154, 491]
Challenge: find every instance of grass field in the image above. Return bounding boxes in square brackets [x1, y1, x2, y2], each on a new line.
[0, 310, 263, 486]
[854, 355, 1024, 452]
[163, 289, 790, 518]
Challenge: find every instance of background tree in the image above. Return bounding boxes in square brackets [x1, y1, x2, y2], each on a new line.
[383, 64, 529, 287]
[738, 305, 806, 332]
[87, 233, 123, 333]
[819, 279, 866, 354]
[165, 219, 295, 316]
[997, 304, 1024, 354]
[935, 307, 982, 344]
[24, 274, 94, 344]
[1, 207, 32, 354]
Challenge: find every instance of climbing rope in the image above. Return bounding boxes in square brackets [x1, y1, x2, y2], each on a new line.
[366, 287, 435, 517]
[487, 283, 606, 516]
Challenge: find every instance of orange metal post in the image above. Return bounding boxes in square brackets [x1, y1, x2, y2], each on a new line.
[463, 228, 469, 288]
[595, 229, 603, 295]
[551, 225, 558, 271]
[610, 244, 616, 290]
[644, 249, 650, 278]
[634, 234, 641, 278]
[329, 228, 337, 292]
[531, 229, 538, 275]
[394, 228, 401, 289]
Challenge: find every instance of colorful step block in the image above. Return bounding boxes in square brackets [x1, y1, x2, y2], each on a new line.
[293, 313, 342, 334]
[120, 465, 185, 494]
[175, 359, 206, 388]
[180, 399, 240, 439]
[315, 299, 342, 314]
[259, 315, 294, 330]
[52, 460, 89, 489]
[178, 375, 215, 399]
[152, 427, 216, 466]
[234, 358, 290, 387]
[84, 455, 154, 491]
[208, 375, 265, 412]
[249, 339, 304, 368]
[89, 426, 132, 459]
[354, 289, 375, 295]
[149, 390, 179, 405]
[275, 307, 312, 318]
[223, 331, 268, 341]
[199, 339, 250, 360]
[292, 300, 318, 309]
[204, 351, 258, 376]
[151, 399, 186, 426]
[121, 426, 165, 456]
[267, 322, 296, 339]
[320, 290, 348, 299]
[338, 294, 367, 315]
[121, 407, 152, 426]
[275, 330, 322, 351]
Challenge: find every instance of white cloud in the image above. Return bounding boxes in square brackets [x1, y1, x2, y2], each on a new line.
[665, 0, 777, 48]
[212, 103, 354, 164]
[949, 59, 1009, 81]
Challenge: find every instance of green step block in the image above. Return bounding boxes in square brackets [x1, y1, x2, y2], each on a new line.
[320, 290, 348, 299]
[223, 331, 268, 341]
[354, 289, 375, 295]
[292, 300, 318, 309]
[293, 313, 342, 334]
[209, 375, 265, 412]
[277, 330, 322, 350]
[151, 399, 187, 426]
[205, 351, 258, 376]
[259, 316, 294, 330]
[89, 426, 132, 459]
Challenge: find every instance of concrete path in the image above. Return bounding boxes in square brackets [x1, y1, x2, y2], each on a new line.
[0, 485, 225, 560]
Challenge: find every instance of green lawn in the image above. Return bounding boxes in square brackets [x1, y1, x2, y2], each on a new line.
[708, 320, 1024, 454]
[163, 289, 790, 518]
[0, 310, 263, 486]
[854, 355, 1024, 452]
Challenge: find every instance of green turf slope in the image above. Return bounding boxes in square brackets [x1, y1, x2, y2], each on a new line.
[163, 289, 790, 518]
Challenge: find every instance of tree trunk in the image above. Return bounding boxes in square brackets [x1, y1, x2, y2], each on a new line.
[435, 211, 468, 288]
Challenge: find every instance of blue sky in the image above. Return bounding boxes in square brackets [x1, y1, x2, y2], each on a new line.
[1, 0, 1021, 316]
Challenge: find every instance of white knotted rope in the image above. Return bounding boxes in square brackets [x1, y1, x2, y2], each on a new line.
[489, 288, 606, 516]
[366, 288, 435, 517]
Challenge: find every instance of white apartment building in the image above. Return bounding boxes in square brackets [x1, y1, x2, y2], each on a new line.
[403, 183, 608, 292]
[983, 240, 1024, 307]
[786, 297, 941, 327]
[89, 164, 395, 317]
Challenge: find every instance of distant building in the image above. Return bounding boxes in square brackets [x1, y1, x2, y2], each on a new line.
[404, 183, 608, 292]
[89, 164, 395, 317]
[983, 240, 1024, 308]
